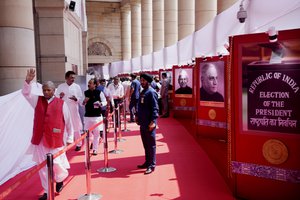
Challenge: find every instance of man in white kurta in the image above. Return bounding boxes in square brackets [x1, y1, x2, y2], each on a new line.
[55, 71, 83, 151]
[22, 69, 74, 200]
[107, 77, 124, 131]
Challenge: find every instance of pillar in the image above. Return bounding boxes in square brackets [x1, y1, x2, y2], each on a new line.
[121, 4, 131, 60]
[164, 0, 178, 47]
[178, 0, 195, 40]
[0, 0, 36, 95]
[153, 0, 164, 51]
[131, 0, 142, 58]
[217, 0, 238, 14]
[195, 0, 217, 31]
[141, 0, 153, 55]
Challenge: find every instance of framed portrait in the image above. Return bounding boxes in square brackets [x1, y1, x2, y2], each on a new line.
[199, 60, 225, 107]
[174, 67, 193, 98]
[159, 69, 173, 91]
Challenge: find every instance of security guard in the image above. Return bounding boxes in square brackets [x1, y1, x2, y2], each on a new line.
[136, 73, 159, 174]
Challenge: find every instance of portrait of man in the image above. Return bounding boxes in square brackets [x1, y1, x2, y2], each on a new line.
[200, 61, 224, 102]
[175, 69, 193, 94]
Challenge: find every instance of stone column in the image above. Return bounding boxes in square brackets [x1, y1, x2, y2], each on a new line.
[121, 4, 131, 60]
[141, 0, 153, 55]
[217, 0, 238, 14]
[131, 0, 142, 58]
[178, 0, 195, 40]
[195, 0, 217, 31]
[0, 0, 36, 95]
[164, 0, 178, 47]
[82, 31, 88, 73]
[153, 0, 164, 51]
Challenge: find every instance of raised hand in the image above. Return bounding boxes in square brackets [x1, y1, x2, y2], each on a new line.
[26, 69, 36, 84]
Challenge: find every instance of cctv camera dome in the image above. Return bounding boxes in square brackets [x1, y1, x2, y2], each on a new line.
[239, 17, 246, 23]
[237, 9, 247, 23]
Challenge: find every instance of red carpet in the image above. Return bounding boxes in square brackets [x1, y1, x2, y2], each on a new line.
[1, 116, 235, 200]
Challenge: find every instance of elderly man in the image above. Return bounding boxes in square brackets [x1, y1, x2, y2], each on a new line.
[175, 69, 192, 94]
[200, 63, 224, 102]
[22, 69, 73, 200]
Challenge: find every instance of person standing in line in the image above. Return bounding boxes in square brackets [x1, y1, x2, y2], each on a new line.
[22, 69, 74, 200]
[96, 78, 109, 118]
[153, 75, 162, 115]
[107, 76, 124, 131]
[121, 76, 132, 114]
[83, 79, 107, 155]
[96, 78, 109, 139]
[200, 63, 224, 102]
[136, 73, 159, 175]
[55, 71, 83, 151]
[128, 73, 140, 123]
[160, 72, 170, 118]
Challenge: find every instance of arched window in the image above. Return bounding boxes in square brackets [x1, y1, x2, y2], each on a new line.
[88, 42, 112, 56]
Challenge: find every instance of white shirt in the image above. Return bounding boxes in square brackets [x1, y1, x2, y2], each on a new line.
[107, 83, 124, 100]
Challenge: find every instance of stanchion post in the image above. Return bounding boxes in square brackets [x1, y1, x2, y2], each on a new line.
[46, 153, 55, 200]
[109, 105, 123, 154]
[117, 102, 126, 142]
[78, 130, 102, 200]
[122, 99, 130, 132]
[97, 118, 116, 173]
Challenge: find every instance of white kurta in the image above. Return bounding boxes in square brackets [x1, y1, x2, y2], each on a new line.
[55, 82, 83, 132]
[22, 81, 74, 194]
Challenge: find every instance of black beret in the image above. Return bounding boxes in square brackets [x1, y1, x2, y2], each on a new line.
[140, 73, 153, 83]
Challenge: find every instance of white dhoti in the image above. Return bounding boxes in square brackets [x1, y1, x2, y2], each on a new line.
[84, 116, 104, 152]
[28, 143, 70, 194]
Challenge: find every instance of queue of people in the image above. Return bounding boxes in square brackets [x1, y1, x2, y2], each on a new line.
[21, 69, 168, 200]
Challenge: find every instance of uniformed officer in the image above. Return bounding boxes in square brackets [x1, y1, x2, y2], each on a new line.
[136, 73, 159, 174]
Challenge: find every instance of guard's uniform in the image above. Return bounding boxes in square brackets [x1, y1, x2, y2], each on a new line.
[137, 87, 159, 169]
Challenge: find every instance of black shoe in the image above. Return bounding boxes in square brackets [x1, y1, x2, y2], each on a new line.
[92, 150, 98, 155]
[38, 193, 47, 200]
[137, 163, 148, 169]
[56, 181, 64, 193]
[90, 143, 93, 150]
[75, 146, 81, 151]
[144, 167, 155, 175]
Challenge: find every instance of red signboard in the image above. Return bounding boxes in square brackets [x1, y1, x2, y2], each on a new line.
[229, 28, 300, 200]
[195, 56, 228, 140]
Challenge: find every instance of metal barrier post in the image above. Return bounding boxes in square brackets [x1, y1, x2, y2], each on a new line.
[109, 105, 123, 154]
[97, 118, 116, 173]
[46, 153, 55, 200]
[78, 130, 102, 200]
[118, 102, 126, 142]
[122, 99, 130, 132]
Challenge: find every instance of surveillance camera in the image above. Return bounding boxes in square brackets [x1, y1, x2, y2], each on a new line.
[237, 5, 247, 23]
